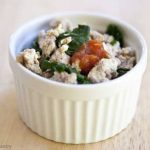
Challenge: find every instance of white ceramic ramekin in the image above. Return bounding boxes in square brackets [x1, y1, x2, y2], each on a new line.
[9, 12, 147, 144]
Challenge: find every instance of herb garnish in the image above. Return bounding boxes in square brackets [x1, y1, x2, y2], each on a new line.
[117, 68, 130, 76]
[106, 24, 124, 47]
[56, 25, 90, 56]
[40, 60, 91, 84]
[110, 39, 117, 45]
[32, 38, 42, 54]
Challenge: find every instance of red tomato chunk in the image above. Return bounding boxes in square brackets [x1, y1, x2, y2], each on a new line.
[71, 40, 108, 74]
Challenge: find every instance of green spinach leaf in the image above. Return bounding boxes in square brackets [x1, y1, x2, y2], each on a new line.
[117, 68, 130, 76]
[106, 24, 124, 47]
[56, 25, 90, 56]
[110, 39, 117, 45]
[32, 38, 42, 53]
[40, 59, 91, 84]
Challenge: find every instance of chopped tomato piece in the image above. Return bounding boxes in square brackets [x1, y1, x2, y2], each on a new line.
[87, 40, 108, 59]
[80, 54, 99, 74]
[71, 40, 108, 74]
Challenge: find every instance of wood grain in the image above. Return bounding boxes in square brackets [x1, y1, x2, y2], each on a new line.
[0, 0, 150, 149]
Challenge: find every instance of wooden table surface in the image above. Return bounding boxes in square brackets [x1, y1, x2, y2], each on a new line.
[0, 0, 150, 149]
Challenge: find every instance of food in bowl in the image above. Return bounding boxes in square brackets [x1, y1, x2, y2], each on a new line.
[16, 19, 136, 84]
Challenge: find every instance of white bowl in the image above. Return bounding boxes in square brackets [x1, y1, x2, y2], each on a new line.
[9, 12, 147, 144]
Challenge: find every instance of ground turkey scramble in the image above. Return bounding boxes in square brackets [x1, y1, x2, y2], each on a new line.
[17, 19, 136, 84]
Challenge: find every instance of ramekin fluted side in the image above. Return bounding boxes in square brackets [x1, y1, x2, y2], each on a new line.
[14, 76, 140, 144]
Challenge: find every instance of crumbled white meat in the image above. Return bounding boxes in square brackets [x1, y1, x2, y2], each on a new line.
[71, 60, 81, 71]
[51, 72, 77, 84]
[49, 19, 73, 31]
[38, 30, 56, 57]
[120, 47, 135, 56]
[42, 71, 52, 78]
[16, 49, 42, 74]
[117, 47, 136, 69]
[88, 58, 120, 83]
[47, 24, 65, 37]
[60, 36, 72, 46]
[59, 44, 69, 53]
[37, 30, 46, 50]
[103, 42, 121, 57]
[103, 34, 114, 43]
[90, 30, 104, 42]
[38, 23, 65, 57]
[50, 48, 70, 64]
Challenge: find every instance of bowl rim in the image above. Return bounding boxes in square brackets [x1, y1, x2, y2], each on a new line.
[9, 12, 147, 89]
